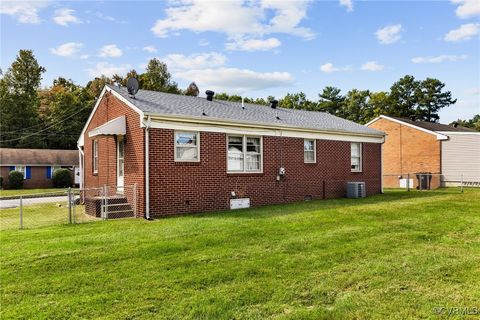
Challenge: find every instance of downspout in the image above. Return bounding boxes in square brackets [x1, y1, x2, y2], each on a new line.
[380, 136, 385, 194]
[78, 145, 84, 189]
[144, 115, 152, 220]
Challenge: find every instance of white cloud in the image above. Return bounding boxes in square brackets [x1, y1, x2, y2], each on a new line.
[49, 42, 83, 57]
[143, 46, 158, 53]
[95, 11, 126, 24]
[0, 0, 50, 24]
[444, 23, 479, 42]
[80, 54, 89, 60]
[151, 0, 314, 41]
[53, 8, 81, 26]
[452, 0, 480, 18]
[361, 61, 385, 71]
[163, 52, 227, 70]
[87, 62, 131, 77]
[411, 54, 468, 64]
[375, 24, 403, 44]
[174, 67, 293, 94]
[320, 63, 350, 73]
[225, 37, 281, 51]
[198, 39, 210, 46]
[98, 44, 123, 58]
[339, 0, 353, 12]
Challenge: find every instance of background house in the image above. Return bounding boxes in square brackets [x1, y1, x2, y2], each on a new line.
[367, 115, 480, 188]
[78, 85, 385, 218]
[0, 148, 79, 189]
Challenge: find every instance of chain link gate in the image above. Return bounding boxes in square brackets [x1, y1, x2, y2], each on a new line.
[75, 184, 138, 221]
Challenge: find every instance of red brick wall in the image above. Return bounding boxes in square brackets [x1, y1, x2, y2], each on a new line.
[368, 118, 441, 188]
[149, 129, 382, 216]
[83, 91, 146, 215]
[1, 166, 55, 189]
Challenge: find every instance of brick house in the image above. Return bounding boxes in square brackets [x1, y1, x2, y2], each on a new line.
[0, 148, 79, 189]
[367, 115, 480, 188]
[78, 85, 385, 218]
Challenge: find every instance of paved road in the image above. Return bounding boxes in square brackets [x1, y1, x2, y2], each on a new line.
[0, 196, 69, 209]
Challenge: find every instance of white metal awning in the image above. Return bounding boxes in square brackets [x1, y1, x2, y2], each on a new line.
[88, 116, 126, 138]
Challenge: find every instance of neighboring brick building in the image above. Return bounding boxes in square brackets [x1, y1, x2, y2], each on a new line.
[0, 148, 79, 189]
[78, 85, 385, 218]
[367, 115, 480, 188]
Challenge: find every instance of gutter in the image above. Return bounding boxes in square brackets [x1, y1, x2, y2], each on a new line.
[77, 146, 84, 190]
[144, 113, 385, 139]
[144, 115, 152, 220]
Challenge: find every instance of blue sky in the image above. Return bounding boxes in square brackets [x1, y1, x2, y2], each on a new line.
[1, 0, 479, 122]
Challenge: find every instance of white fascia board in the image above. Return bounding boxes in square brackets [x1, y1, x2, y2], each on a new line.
[77, 86, 144, 147]
[149, 119, 385, 143]
[368, 115, 449, 140]
[437, 131, 480, 135]
[365, 117, 381, 126]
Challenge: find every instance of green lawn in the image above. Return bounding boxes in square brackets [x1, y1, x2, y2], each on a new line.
[0, 203, 97, 231]
[1, 189, 479, 319]
[0, 188, 70, 197]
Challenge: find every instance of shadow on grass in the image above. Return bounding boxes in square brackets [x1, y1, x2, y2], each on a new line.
[177, 188, 465, 221]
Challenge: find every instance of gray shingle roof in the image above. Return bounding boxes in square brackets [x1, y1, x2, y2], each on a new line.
[107, 84, 384, 137]
[390, 117, 476, 133]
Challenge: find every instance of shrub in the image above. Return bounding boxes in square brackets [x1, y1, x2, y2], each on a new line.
[0, 176, 3, 189]
[52, 169, 72, 188]
[8, 171, 24, 189]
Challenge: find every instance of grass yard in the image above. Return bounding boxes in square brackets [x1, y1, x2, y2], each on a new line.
[0, 188, 70, 197]
[1, 189, 479, 319]
[0, 203, 96, 231]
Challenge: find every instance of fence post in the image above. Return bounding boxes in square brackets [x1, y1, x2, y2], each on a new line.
[19, 196, 23, 230]
[68, 188, 72, 224]
[133, 183, 137, 218]
[104, 184, 108, 220]
[407, 173, 410, 192]
[461, 174, 464, 193]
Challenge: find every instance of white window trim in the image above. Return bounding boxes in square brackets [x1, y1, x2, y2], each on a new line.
[351, 142, 363, 172]
[93, 140, 99, 174]
[51, 166, 61, 176]
[174, 131, 200, 162]
[227, 135, 263, 173]
[304, 139, 316, 163]
[15, 166, 26, 178]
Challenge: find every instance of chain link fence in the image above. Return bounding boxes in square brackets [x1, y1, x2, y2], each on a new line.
[0, 184, 138, 231]
[383, 173, 480, 191]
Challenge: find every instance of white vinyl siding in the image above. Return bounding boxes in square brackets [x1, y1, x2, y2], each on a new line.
[304, 139, 316, 163]
[351, 142, 362, 172]
[175, 131, 200, 162]
[227, 136, 262, 173]
[441, 133, 480, 182]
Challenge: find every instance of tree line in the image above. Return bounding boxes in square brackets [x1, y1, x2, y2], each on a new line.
[1, 50, 478, 150]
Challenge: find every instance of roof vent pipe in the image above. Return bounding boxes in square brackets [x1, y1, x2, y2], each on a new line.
[270, 100, 278, 109]
[452, 122, 458, 128]
[205, 90, 214, 101]
[409, 115, 416, 121]
[241, 97, 245, 109]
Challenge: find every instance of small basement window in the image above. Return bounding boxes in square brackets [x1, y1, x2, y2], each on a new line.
[175, 131, 200, 162]
[351, 142, 362, 172]
[304, 139, 316, 163]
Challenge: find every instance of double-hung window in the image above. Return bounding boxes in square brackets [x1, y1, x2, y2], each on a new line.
[175, 131, 200, 162]
[351, 142, 362, 172]
[227, 136, 262, 172]
[304, 139, 316, 163]
[93, 140, 99, 174]
[16, 166, 26, 178]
